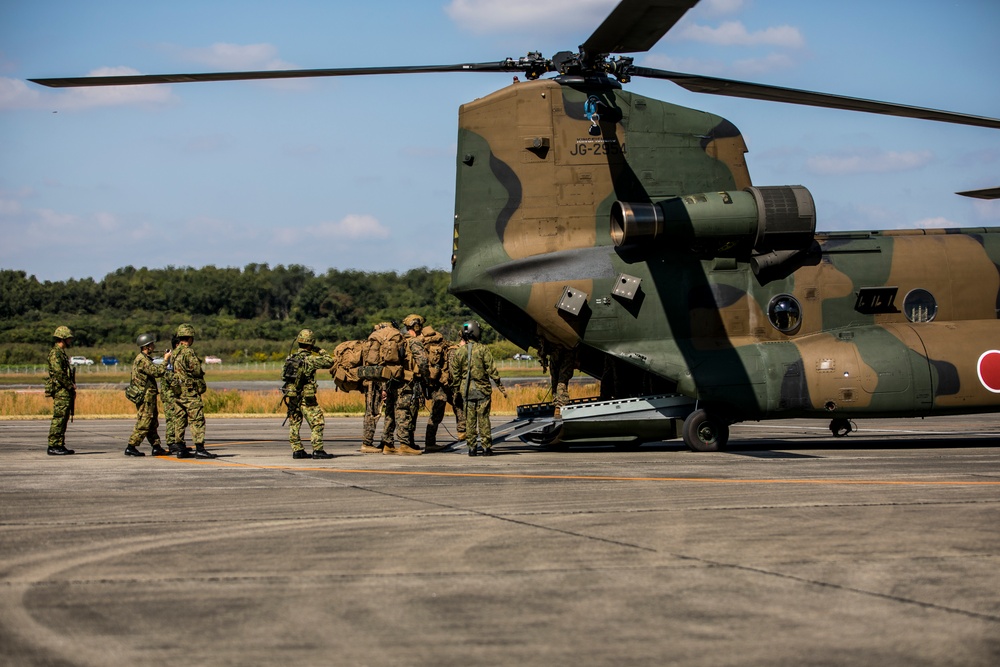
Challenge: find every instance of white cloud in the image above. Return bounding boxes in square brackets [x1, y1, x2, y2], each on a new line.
[177, 43, 293, 71]
[696, 0, 746, 17]
[445, 0, 617, 34]
[677, 21, 804, 48]
[0, 77, 44, 110]
[806, 150, 933, 176]
[317, 214, 390, 240]
[913, 216, 959, 229]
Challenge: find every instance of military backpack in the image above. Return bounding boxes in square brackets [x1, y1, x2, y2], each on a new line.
[330, 339, 364, 392]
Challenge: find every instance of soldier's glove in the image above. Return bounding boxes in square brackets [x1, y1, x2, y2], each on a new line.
[498, 385, 508, 399]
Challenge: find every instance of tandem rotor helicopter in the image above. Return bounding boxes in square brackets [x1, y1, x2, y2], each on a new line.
[32, 0, 1000, 451]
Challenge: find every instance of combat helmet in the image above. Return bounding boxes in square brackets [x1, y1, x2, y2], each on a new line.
[53, 326, 73, 340]
[175, 323, 196, 338]
[296, 329, 316, 346]
[136, 333, 157, 348]
[402, 314, 425, 330]
[461, 320, 481, 341]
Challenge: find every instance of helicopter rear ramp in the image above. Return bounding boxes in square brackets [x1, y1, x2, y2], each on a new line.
[491, 394, 698, 447]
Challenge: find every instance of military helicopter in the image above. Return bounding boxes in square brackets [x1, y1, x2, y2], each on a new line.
[31, 0, 1000, 451]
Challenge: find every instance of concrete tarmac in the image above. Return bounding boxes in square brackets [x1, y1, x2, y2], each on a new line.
[1, 414, 999, 666]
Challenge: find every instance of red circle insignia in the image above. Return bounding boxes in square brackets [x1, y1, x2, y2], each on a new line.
[978, 350, 1000, 393]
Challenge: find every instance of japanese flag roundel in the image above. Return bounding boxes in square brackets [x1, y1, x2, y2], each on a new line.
[978, 350, 1000, 393]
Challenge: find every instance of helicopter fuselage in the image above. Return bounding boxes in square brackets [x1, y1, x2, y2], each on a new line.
[450, 77, 1000, 422]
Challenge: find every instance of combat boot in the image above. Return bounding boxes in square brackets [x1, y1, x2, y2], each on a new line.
[176, 445, 192, 459]
[151, 444, 168, 456]
[359, 442, 382, 453]
[124, 444, 145, 457]
[47, 445, 74, 456]
[396, 443, 422, 456]
[292, 449, 311, 459]
[194, 445, 217, 459]
[312, 448, 334, 459]
[382, 444, 399, 455]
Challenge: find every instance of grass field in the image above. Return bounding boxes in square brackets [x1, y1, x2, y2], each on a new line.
[0, 382, 600, 418]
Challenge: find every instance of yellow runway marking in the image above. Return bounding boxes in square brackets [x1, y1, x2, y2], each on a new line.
[155, 456, 1000, 486]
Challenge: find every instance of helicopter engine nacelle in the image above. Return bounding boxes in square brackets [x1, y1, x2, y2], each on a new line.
[610, 186, 816, 268]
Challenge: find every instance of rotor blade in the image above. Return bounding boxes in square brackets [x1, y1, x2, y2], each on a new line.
[581, 0, 698, 55]
[29, 62, 514, 88]
[632, 67, 1000, 129]
[957, 187, 1000, 200]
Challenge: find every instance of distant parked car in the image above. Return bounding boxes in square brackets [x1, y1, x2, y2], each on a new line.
[513, 353, 533, 361]
[69, 356, 94, 366]
[204, 355, 222, 364]
[101, 356, 118, 366]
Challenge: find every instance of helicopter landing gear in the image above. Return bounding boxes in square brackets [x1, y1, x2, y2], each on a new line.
[682, 409, 730, 452]
[830, 418, 854, 438]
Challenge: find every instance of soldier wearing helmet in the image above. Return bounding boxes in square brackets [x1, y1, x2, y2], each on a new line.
[160, 334, 182, 455]
[45, 325, 76, 455]
[125, 333, 171, 457]
[388, 315, 429, 455]
[170, 323, 214, 458]
[283, 329, 335, 459]
[450, 320, 507, 456]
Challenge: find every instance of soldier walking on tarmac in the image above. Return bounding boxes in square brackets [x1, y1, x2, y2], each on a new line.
[451, 320, 507, 456]
[125, 333, 170, 457]
[282, 329, 335, 459]
[171, 323, 215, 459]
[45, 326, 76, 456]
[419, 319, 465, 452]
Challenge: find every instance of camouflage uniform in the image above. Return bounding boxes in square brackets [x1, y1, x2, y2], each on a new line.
[451, 339, 504, 454]
[172, 336, 211, 456]
[360, 322, 397, 453]
[390, 330, 428, 454]
[127, 348, 167, 453]
[160, 338, 180, 450]
[539, 336, 576, 408]
[422, 328, 465, 450]
[285, 346, 335, 454]
[361, 380, 393, 451]
[46, 337, 75, 453]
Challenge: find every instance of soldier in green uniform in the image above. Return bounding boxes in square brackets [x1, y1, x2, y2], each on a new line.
[538, 333, 576, 416]
[159, 334, 182, 454]
[388, 314, 429, 455]
[171, 323, 215, 459]
[418, 318, 465, 452]
[283, 329, 336, 459]
[450, 320, 507, 456]
[359, 322, 395, 454]
[125, 333, 170, 457]
[45, 325, 76, 455]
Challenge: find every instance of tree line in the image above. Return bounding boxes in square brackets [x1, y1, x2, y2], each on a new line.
[0, 265, 489, 364]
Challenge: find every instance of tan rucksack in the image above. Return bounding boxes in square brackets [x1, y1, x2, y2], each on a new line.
[360, 324, 404, 381]
[330, 339, 364, 392]
[421, 326, 447, 383]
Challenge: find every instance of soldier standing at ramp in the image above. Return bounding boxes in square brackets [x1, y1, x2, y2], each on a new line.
[450, 320, 507, 457]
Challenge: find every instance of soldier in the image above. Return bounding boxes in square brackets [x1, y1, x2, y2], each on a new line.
[451, 320, 507, 456]
[283, 329, 335, 459]
[360, 322, 395, 454]
[45, 325, 76, 455]
[538, 333, 576, 417]
[160, 334, 182, 454]
[387, 314, 429, 455]
[125, 333, 170, 457]
[171, 323, 214, 459]
[420, 319, 465, 452]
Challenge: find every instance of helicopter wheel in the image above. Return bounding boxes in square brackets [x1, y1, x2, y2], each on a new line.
[830, 418, 853, 438]
[682, 409, 730, 452]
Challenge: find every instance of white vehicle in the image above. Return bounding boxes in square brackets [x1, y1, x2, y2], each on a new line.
[513, 353, 533, 361]
[204, 355, 222, 364]
[69, 356, 94, 366]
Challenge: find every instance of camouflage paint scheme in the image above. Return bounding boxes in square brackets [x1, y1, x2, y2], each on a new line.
[450, 77, 1000, 423]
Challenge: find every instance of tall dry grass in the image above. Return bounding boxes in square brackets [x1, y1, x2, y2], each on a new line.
[0, 383, 599, 418]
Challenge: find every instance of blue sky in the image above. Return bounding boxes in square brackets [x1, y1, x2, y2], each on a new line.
[2, 0, 998, 282]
